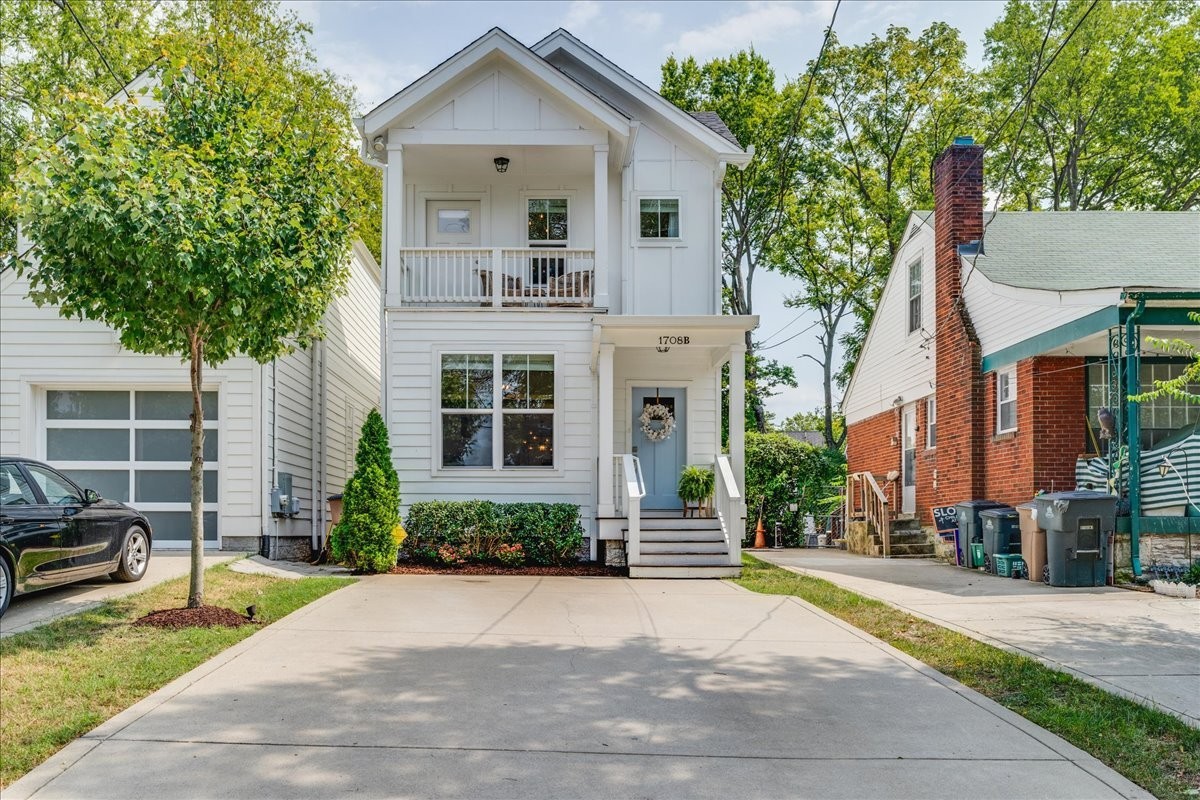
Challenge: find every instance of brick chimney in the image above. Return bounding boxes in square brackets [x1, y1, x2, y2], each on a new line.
[933, 136, 985, 504]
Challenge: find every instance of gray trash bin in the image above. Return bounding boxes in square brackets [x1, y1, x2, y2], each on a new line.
[980, 507, 1021, 574]
[1034, 491, 1116, 587]
[955, 500, 1008, 569]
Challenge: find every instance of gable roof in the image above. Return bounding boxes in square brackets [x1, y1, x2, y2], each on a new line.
[532, 29, 751, 164]
[689, 112, 741, 147]
[966, 211, 1199, 291]
[360, 27, 631, 140]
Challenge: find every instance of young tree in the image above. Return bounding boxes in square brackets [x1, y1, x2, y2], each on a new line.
[12, 2, 361, 607]
[331, 409, 401, 573]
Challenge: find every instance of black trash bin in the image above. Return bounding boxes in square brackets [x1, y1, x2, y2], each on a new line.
[980, 507, 1021, 574]
[1034, 491, 1116, 587]
[955, 500, 1008, 568]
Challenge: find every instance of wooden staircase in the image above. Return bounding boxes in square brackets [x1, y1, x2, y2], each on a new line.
[864, 516, 936, 558]
[627, 515, 740, 578]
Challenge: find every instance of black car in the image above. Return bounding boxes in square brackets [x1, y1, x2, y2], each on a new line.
[0, 457, 152, 618]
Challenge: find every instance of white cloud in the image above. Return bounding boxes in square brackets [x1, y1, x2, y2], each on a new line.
[667, 1, 832, 56]
[318, 42, 426, 113]
[626, 8, 664, 34]
[562, 0, 602, 32]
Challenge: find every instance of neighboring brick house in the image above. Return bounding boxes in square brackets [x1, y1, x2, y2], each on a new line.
[843, 137, 1200, 572]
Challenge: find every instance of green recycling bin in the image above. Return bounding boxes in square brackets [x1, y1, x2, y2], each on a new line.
[1034, 491, 1116, 587]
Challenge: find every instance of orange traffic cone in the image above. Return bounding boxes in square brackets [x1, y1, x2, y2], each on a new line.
[753, 516, 767, 549]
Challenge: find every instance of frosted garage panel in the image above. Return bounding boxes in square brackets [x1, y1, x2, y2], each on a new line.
[136, 429, 218, 461]
[146, 511, 218, 542]
[135, 391, 218, 420]
[46, 391, 129, 420]
[61, 469, 130, 502]
[47, 428, 129, 461]
[136, 470, 218, 503]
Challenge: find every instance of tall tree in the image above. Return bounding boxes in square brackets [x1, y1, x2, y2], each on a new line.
[983, 0, 1200, 211]
[13, 1, 361, 607]
[661, 50, 829, 430]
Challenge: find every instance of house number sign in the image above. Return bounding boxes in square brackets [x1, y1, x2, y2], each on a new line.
[658, 335, 690, 346]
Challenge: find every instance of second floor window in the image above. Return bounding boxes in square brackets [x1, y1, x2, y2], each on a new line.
[528, 199, 568, 246]
[640, 198, 680, 239]
[908, 260, 922, 333]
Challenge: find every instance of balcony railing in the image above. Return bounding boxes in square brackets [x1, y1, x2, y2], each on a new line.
[396, 247, 595, 308]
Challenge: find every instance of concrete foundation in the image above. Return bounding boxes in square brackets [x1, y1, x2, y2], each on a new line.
[1114, 533, 1198, 569]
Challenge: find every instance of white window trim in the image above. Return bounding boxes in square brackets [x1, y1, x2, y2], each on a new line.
[432, 349, 563, 477]
[907, 259, 923, 335]
[521, 192, 575, 248]
[997, 367, 1018, 434]
[926, 396, 936, 449]
[634, 194, 684, 245]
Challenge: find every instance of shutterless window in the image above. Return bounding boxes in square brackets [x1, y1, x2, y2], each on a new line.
[527, 199, 568, 245]
[640, 198, 680, 239]
[908, 260, 922, 333]
[440, 354, 555, 469]
[926, 397, 937, 448]
[997, 368, 1017, 433]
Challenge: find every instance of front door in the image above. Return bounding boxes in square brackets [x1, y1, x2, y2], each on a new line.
[632, 388, 686, 510]
[902, 405, 917, 515]
[426, 200, 481, 248]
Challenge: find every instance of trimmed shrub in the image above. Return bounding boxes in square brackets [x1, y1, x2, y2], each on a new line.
[745, 431, 844, 546]
[330, 408, 400, 573]
[405, 501, 583, 566]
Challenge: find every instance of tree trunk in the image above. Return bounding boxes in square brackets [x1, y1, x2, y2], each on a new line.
[187, 333, 205, 609]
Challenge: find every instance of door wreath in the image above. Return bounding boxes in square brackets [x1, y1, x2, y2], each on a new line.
[639, 402, 676, 442]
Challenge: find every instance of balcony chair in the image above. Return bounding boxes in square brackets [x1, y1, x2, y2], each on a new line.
[474, 269, 526, 307]
[546, 269, 593, 307]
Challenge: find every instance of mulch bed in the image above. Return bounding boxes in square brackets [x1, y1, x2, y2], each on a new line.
[133, 606, 257, 630]
[389, 563, 626, 577]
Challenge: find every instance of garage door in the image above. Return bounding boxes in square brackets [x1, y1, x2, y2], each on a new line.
[43, 389, 220, 549]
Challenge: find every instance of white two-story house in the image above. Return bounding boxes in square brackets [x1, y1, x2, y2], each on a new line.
[358, 28, 755, 576]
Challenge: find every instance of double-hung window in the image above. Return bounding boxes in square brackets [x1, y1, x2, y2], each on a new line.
[639, 198, 680, 239]
[908, 260, 922, 334]
[997, 367, 1017, 433]
[440, 353, 555, 469]
[926, 397, 937, 448]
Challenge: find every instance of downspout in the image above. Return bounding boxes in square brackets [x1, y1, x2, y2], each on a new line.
[1125, 295, 1146, 576]
[310, 341, 321, 554]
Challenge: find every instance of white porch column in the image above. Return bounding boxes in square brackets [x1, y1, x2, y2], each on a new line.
[593, 144, 610, 309]
[728, 343, 746, 486]
[597, 342, 616, 517]
[384, 141, 404, 308]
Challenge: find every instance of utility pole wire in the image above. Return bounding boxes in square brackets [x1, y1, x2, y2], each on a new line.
[53, 0, 128, 95]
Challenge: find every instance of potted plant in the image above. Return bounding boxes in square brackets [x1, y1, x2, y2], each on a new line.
[678, 465, 716, 518]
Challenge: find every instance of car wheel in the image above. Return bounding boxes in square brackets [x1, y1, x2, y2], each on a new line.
[110, 525, 150, 583]
[0, 557, 13, 618]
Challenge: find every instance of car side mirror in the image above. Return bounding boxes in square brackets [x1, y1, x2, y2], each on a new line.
[83, 489, 101, 504]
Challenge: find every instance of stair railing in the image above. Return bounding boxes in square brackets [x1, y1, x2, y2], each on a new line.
[849, 471, 892, 558]
[616, 454, 646, 566]
[715, 454, 743, 567]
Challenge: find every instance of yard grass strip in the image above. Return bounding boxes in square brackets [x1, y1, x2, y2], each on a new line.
[0, 563, 353, 789]
[734, 554, 1200, 800]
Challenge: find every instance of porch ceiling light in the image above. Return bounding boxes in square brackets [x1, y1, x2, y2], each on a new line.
[371, 135, 386, 153]
[494, 156, 510, 173]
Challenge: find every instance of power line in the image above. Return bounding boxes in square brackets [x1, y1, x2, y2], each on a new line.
[757, 310, 812, 346]
[756, 319, 822, 352]
[53, 0, 127, 95]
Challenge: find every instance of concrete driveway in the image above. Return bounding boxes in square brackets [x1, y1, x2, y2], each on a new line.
[756, 549, 1200, 728]
[8, 575, 1150, 799]
[1, 552, 243, 638]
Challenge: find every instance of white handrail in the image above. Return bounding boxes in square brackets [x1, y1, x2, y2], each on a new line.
[397, 247, 595, 307]
[715, 454, 743, 567]
[616, 454, 645, 566]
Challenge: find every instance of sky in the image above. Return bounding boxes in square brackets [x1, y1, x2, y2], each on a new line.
[286, 0, 1006, 421]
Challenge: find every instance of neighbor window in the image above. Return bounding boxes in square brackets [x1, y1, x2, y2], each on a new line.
[926, 397, 937, 448]
[997, 367, 1017, 433]
[908, 260, 922, 333]
[440, 353, 554, 469]
[639, 198, 680, 239]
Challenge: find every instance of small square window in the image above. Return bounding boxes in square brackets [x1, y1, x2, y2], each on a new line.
[437, 209, 471, 234]
[640, 198, 680, 239]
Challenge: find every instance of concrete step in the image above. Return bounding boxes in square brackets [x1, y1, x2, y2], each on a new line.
[638, 517, 722, 531]
[869, 543, 937, 557]
[635, 553, 733, 567]
[891, 520, 924, 533]
[639, 540, 729, 555]
[630, 565, 742, 579]
[638, 529, 726, 543]
[887, 531, 931, 545]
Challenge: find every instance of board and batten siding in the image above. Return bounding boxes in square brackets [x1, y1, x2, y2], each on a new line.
[0, 267, 262, 541]
[843, 217, 937, 425]
[387, 310, 596, 531]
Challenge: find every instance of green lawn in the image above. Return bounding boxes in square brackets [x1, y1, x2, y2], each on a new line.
[0, 563, 352, 789]
[733, 554, 1200, 800]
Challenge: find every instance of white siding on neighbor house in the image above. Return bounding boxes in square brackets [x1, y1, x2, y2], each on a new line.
[0, 268, 263, 542]
[386, 310, 596, 530]
[843, 217, 937, 424]
[266, 347, 314, 538]
[612, 348, 721, 464]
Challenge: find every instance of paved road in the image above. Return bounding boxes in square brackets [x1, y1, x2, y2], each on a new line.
[756, 548, 1200, 728]
[1, 552, 243, 638]
[8, 575, 1149, 799]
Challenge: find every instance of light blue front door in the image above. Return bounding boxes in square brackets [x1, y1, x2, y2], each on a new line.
[632, 387, 686, 510]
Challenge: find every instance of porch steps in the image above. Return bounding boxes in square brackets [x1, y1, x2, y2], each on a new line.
[868, 519, 937, 558]
[624, 517, 738, 577]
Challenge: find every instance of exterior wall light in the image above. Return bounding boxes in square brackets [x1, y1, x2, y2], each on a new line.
[494, 156, 510, 173]
[371, 135, 386, 153]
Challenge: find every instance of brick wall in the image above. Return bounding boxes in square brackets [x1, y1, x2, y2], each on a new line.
[846, 405, 901, 485]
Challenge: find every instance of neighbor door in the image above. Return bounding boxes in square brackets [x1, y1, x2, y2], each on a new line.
[632, 388, 686, 510]
[902, 405, 917, 515]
